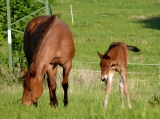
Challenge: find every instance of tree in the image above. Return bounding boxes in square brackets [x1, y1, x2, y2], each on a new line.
[0, 0, 53, 69]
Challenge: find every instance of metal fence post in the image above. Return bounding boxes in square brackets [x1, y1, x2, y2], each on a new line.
[45, 0, 49, 15]
[159, 62, 160, 79]
[6, 0, 50, 70]
[7, 0, 13, 70]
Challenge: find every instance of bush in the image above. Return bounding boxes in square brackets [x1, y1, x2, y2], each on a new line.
[0, 0, 54, 70]
[148, 94, 160, 106]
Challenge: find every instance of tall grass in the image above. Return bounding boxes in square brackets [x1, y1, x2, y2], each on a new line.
[0, 64, 160, 119]
[0, 0, 160, 119]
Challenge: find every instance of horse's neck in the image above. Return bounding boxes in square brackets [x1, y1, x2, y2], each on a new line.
[32, 39, 54, 66]
[30, 60, 47, 78]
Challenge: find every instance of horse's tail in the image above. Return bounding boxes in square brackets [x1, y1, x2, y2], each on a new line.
[127, 45, 140, 52]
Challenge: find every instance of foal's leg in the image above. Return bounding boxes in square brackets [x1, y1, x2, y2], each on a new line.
[103, 80, 111, 108]
[46, 64, 58, 107]
[120, 70, 132, 109]
[62, 61, 72, 106]
[103, 71, 114, 108]
[119, 75, 124, 109]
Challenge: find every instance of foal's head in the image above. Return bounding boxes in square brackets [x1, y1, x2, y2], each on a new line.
[97, 51, 117, 82]
[21, 70, 43, 106]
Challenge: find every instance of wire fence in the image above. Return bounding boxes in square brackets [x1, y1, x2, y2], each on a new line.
[72, 61, 160, 73]
[46, 60, 160, 99]
[67, 61, 160, 81]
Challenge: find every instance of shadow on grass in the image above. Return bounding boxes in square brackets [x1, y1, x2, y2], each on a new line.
[137, 16, 160, 30]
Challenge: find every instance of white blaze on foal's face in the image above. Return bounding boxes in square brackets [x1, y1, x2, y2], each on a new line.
[97, 52, 116, 82]
[100, 57, 112, 82]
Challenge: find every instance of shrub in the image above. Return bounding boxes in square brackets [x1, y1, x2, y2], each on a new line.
[148, 94, 160, 106]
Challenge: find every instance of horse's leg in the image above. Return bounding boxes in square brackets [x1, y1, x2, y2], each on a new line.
[103, 71, 114, 108]
[62, 61, 72, 106]
[46, 64, 58, 107]
[121, 70, 132, 109]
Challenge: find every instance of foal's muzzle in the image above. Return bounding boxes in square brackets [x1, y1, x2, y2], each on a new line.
[100, 74, 108, 82]
[101, 77, 107, 82]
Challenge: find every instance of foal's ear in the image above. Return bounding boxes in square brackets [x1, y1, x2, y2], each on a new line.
[104, 55, 110, 60]
[97, 51, 103, 59]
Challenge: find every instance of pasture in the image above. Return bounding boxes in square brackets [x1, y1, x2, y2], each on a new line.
[0, 0, 160, 118]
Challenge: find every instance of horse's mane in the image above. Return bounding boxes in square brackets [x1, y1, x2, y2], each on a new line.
[38, 15, 56, 44]
[31, 15, 56, 62]
[104, 42, 120, 56]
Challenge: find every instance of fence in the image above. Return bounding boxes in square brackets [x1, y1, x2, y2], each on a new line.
[70, 61, 160, 80]
[46, 60, 160, 99]
[72, 61, 160, 72]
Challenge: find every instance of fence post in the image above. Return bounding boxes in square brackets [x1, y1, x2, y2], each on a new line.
[6, 0, 13, 70]
[159, 62, 160, 79]
[70, 4, 74, 24]
[45, 0, 49, 15]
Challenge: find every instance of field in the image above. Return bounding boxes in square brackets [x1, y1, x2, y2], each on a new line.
[0, 0, 160, 119]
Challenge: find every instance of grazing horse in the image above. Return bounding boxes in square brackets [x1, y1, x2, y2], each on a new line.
[22, 15, 75, 107]
[97, 42, 140, 109]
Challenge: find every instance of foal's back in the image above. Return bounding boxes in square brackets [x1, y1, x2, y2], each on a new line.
[107, 42, 128, 68]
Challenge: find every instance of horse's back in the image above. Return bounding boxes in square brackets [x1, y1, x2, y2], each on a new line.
[24, 16, 50, 63]
[23, 15, 75, 66]
[49, 16, 75, 61]
[27, 16, 50, 35]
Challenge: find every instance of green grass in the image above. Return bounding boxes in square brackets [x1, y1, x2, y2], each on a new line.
[0, 0, 160, 119]
[0, 69, 160, 119]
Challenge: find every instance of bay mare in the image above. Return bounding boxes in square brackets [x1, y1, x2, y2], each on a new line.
[22, 15, 75, 107]
[97, 42, 140, 109]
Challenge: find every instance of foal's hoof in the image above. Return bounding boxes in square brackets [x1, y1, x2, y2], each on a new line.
[128, 105, 132, 109]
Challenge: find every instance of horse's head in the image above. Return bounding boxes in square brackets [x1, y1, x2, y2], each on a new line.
[21, 70, 43, 106]
[97, 51, 116, 82]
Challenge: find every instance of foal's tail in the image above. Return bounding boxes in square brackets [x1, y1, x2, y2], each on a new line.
[127, 45, 140, 52]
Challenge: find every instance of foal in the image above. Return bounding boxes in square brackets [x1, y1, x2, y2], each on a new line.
[97, 42, 140, 109]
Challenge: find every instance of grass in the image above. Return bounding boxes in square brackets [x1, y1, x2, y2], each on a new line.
[0, 68, 160, 119]
[0, 0, 160, 118]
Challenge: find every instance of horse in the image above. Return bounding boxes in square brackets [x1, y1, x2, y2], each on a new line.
[97, 42, 140, 109]
[22, 15, 75, 107]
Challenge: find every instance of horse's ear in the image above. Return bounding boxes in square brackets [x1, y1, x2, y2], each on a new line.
[97, 51, 103, 59]
[21, 67, 28, 74]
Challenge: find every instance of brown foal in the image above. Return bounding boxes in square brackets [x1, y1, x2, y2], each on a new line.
[97, 42, 140, 109]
